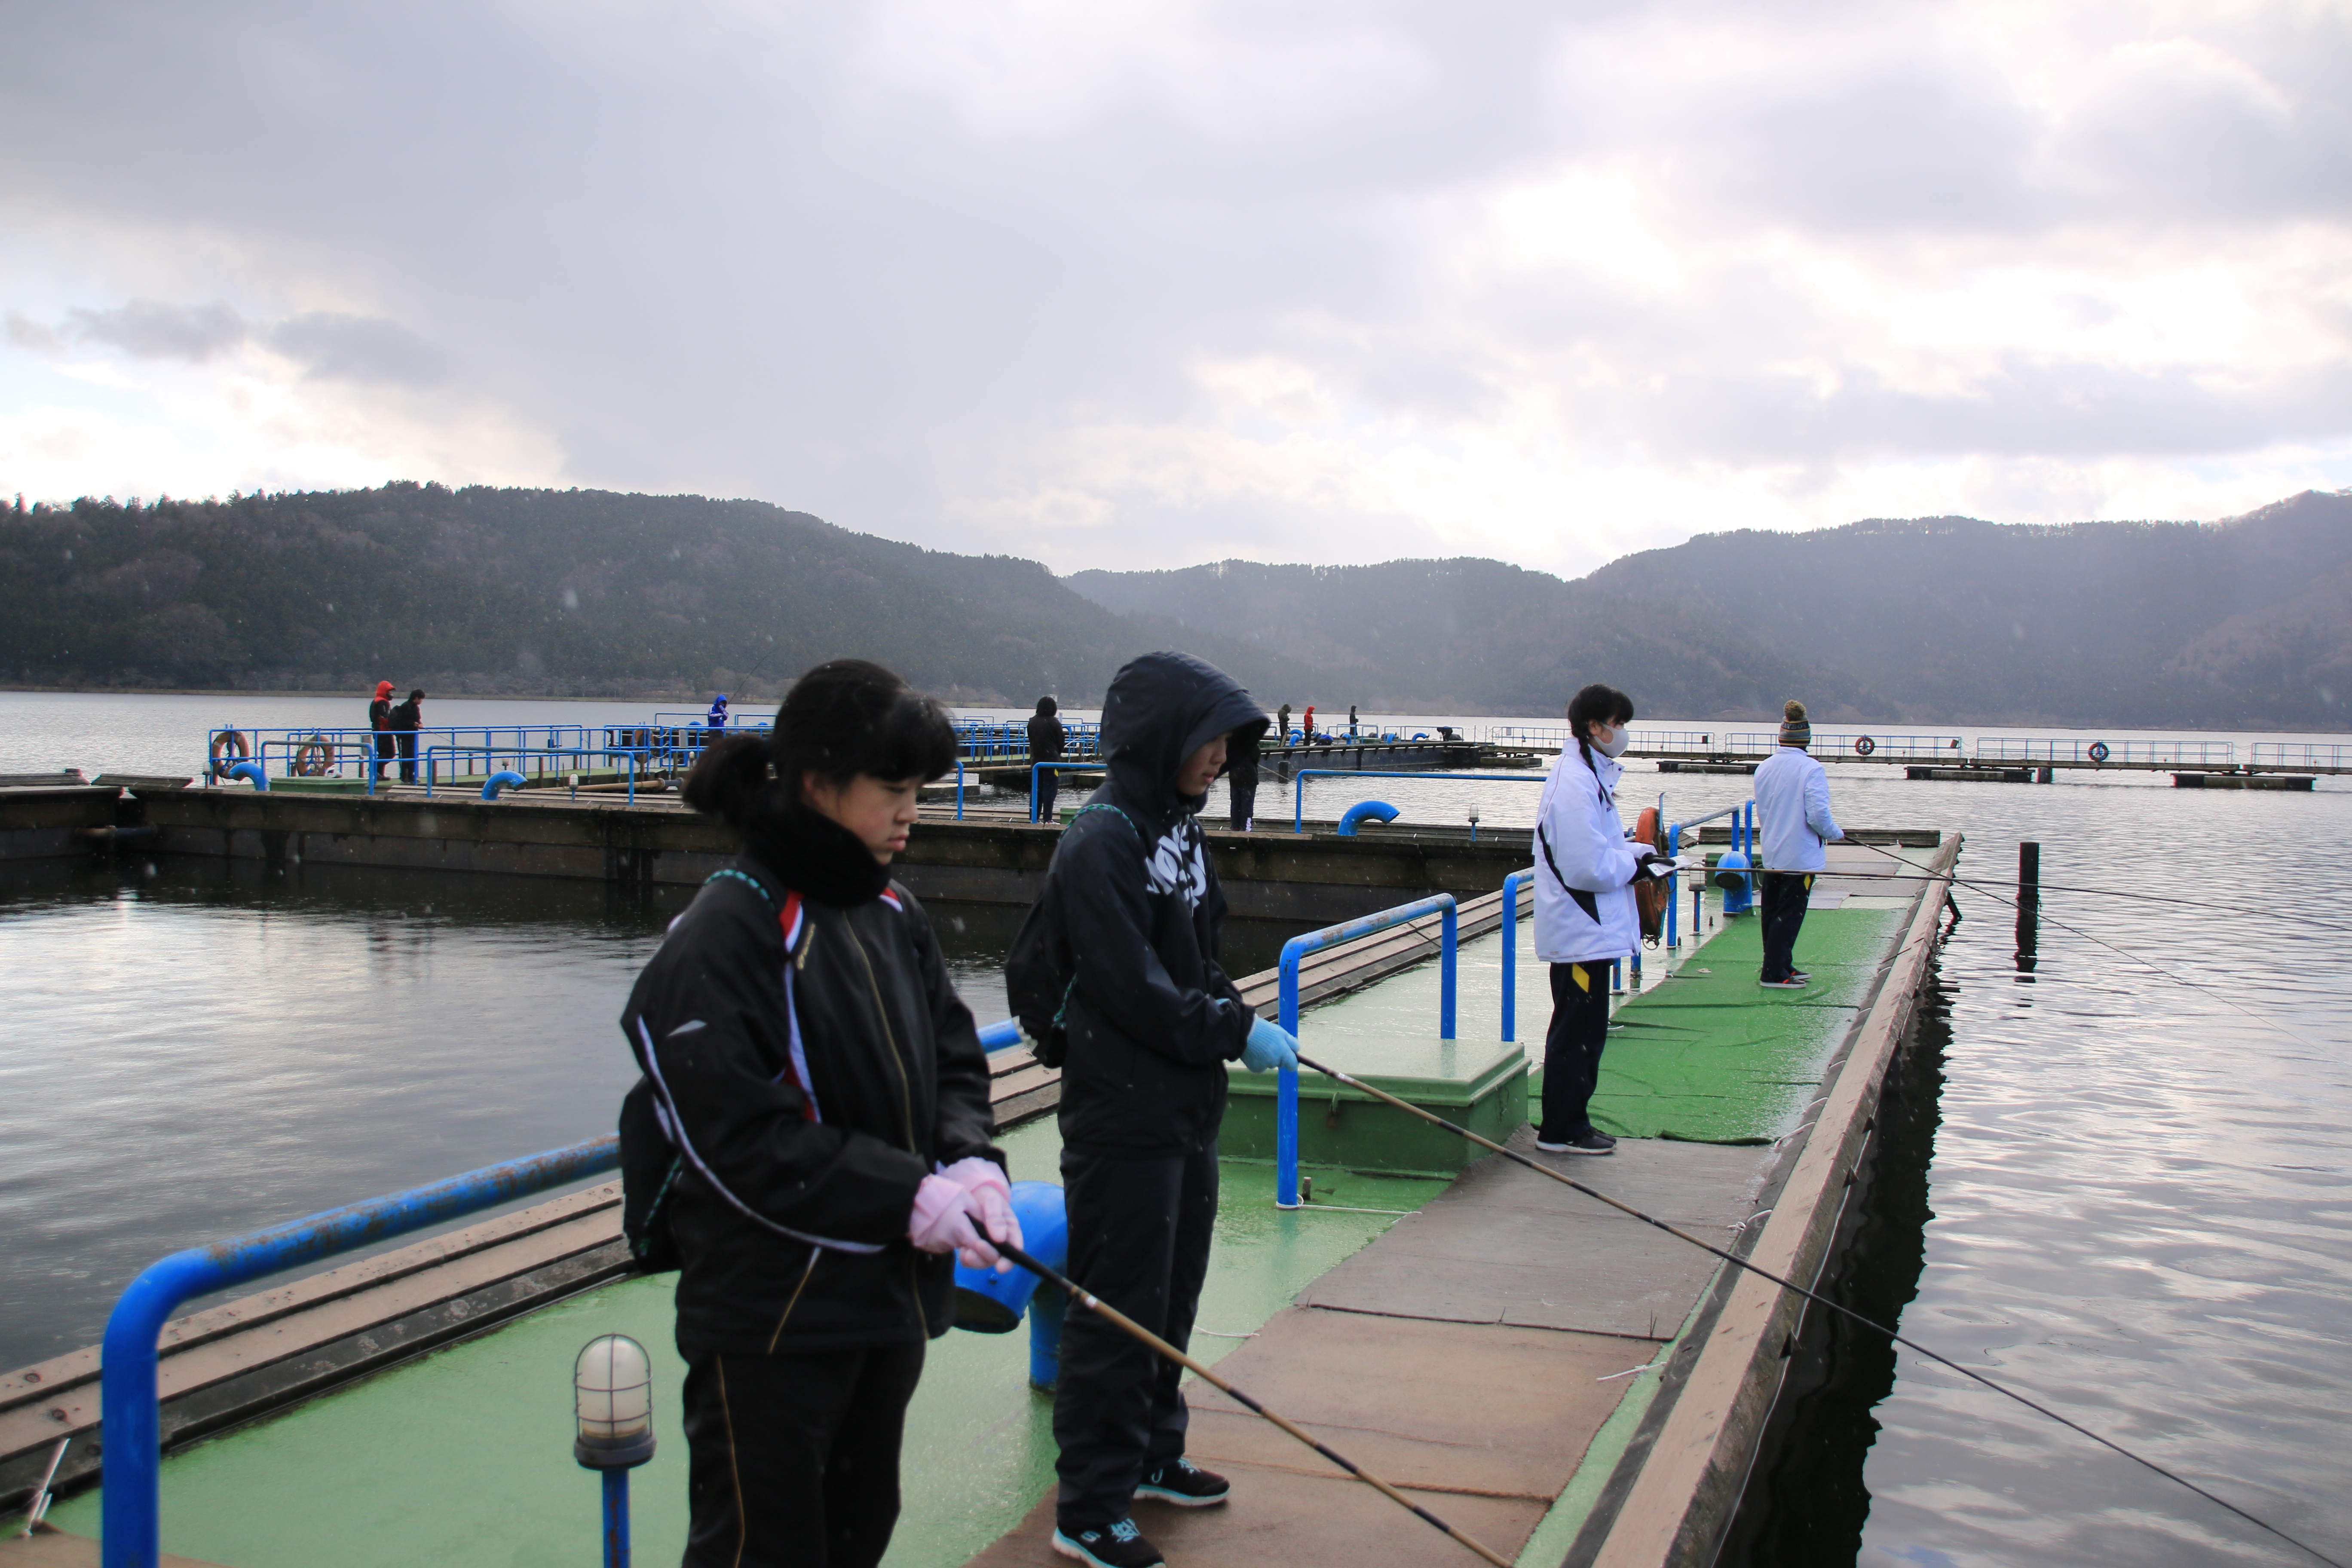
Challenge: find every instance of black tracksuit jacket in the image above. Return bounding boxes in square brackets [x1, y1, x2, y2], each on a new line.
[1010, 652, 1270, 1156]
[621, 842, 999, 1356]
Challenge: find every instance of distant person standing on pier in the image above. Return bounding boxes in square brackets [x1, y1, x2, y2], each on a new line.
[1225, 715, 1261, 831]
[367, 680, 394, 782]
[619, 659, 1010, 1568]
[1532, 683, 1670, 1157]
[1347, 703, 1358, 737]
[1302, 704, 1316, 744]
[1029, 695, 1067, 821]
[1276, 703, 1291, 745]
[704, 692, 728, 736]
[1753, 700, 1845, 989]
[1005, 651, 1286, 1568]
[388, 689, 424, 783]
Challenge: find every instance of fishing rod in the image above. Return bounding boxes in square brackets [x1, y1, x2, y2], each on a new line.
[992, 1240, 1512, 1568]
[1288, 1052, 2345, 1568]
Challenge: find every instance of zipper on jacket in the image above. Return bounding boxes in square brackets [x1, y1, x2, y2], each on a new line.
[763, 1247, 822, 1354]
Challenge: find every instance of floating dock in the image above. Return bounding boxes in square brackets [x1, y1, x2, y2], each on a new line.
[3, 822, 1956, 1568]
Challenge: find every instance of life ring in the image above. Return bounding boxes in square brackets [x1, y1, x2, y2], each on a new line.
[2088, 741, 2110, 763]
[1633, 805, 1667, 944]
[1854, 735, 1877, 757]
[209, 729, 249, 778]
[292, 734, 337, 776]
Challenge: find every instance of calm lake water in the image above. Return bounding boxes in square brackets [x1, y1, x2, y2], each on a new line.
[4, 692, 2349, 1565]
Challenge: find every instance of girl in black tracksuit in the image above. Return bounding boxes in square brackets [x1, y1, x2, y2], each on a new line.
[621, 660, 1011, 1568]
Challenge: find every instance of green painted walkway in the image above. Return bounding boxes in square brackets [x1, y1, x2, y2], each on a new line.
[42, 1120, 1445, 1568]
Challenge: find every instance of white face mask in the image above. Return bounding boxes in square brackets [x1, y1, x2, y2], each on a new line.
[1594, 726, 1630, 759]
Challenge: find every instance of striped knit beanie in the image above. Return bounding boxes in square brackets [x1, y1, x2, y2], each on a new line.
[1779, 700, 1811, 748]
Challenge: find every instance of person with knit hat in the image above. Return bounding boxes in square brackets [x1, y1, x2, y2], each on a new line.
[1752, 700, 1846, 988]
[367, 681, 395, 782]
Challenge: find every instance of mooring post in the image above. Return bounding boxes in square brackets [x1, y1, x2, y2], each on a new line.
[2015, 839, 2040, 972]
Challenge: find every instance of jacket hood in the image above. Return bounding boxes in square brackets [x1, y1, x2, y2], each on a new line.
[374, 681, 393, 698]
[1100, 651, 1267, 815]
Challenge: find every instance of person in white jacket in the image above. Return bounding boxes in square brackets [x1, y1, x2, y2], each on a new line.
[1751, 699, 1845, 988]
[1531, 683, 1670, 1155]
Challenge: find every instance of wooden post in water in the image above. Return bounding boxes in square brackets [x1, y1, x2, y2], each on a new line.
[2015, 839, 2040, 973]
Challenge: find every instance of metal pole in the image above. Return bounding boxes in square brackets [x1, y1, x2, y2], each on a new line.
[1277, 946, 1302, 1209]
[2016, 840, 2040, 973]
[1666, 824, 1680, 947]
[1440, 903, 1457, 1040]
[602, 1469, 630, 1568]
[1501, 870, 1530, 1041]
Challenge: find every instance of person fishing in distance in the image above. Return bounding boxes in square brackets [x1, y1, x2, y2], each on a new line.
[1752, 699, 1846, 988]
[1531, 683, 1673, 1157]
[1006, 651, 1294, 1568]
[616, 658, 1016, 1568]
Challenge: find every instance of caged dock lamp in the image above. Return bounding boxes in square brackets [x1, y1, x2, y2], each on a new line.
[576, 1333, 656, 1568]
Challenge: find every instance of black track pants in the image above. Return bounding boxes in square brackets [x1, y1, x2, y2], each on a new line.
[680, 1340, 926, 1568]
[1054, 1141, 1219, 1530]
[1038, 770, 1060, 822]
[1227, 781, 1256, 832]
[1540, 961, 1614, 1139]
[1759, 872, 1814, 982]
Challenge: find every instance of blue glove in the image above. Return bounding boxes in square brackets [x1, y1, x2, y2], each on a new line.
[1242, 1015, 1300, 1073]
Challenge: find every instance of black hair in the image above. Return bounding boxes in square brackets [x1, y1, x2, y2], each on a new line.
[1036, 695, 1058, 715]
[408, 689, 425, 701]
[683, 659, 957, 830]
[1565, 682, 1635, 772]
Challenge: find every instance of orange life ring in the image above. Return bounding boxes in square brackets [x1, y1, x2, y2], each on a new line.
[292, 734, 337, 776]
[1633, 805, 1666, 943]
[1854, 735, 1877, 756]
[209, 730, 249, 778]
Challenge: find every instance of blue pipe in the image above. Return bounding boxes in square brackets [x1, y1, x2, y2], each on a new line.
[1666, 824, 1681, 947]
[101, 1136, 620, 1568]
[1335, 800, 1399, 836]
[1290, 769, 1544, 833]
[1276, 894, 1458, 1207]
[226, 761, 267, 791]
[978, 1017, 1023, 1053]
[482, 770, 526, 800]
[602, 1469, 631, 1568]
[1501, 869, 1533, 1041]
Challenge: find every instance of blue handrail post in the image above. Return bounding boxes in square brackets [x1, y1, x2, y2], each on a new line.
[1501, 870, 1532, 1041]
[1277, 954, 1304, 1210]
[1030, 764, 1040, 823]
[955, 760, 965, 821]
[1666, 825, 1680, 947]
[100, 1137, 621, 1568]
[1440, 901, 1457, 1040]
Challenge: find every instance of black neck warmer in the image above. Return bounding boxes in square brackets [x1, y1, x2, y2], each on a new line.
[741, 790, 892, 907]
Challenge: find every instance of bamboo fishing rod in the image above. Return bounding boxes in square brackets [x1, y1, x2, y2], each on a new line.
[992, 1238, 1512, 1568]
[1289, 1050, 2346, 1568]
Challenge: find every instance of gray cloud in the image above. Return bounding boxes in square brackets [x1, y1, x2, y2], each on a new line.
[0, 0, 2346, 567]
[64, 300, 248, 361]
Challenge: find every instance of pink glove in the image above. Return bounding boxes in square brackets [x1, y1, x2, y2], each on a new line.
[942, 1156, 1022, 1269]
[908, 1174, 1001, 1270]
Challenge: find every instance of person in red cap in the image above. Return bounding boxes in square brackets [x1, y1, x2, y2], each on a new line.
[367, 681, 395, 782]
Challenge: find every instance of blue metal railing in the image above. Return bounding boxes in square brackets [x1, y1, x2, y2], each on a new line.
[1500, 870, 1534, 1041]
[1289, 769, 1547, 833]
[1274, 894, 1457, 1207]
[423, 746, 648, 803]
[100, 1137, 622, 1568]
[1029, 762, 1105, 822]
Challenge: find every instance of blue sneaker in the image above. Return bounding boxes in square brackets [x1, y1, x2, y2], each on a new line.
[1053, 1518, 1164, 1568]
[1137, 1457, 1231, 1507]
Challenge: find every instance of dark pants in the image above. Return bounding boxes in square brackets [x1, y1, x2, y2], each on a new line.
[396, 732, 417, 783]
[1037, 769, 1060, 822]
[1227, 780, 1256, 832]
[1540, 961, 1614, 1139]
[1054, 1141, 1219, 1530]
[1760, 872, 1815, 981]
[680, 1341, 926, 1568]
[372, 733, 393, 780]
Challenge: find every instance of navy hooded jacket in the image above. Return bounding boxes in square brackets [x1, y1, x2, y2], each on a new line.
[1007, 652, 1270, 1156]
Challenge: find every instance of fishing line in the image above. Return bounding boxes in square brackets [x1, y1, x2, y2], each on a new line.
[1292, 1052, 2348, 1568]
[993, 1239, 1511, 1567]
[1841, 841, 2340, 1052]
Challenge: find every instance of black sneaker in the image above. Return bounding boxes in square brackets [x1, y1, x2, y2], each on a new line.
[1535, 1128, 1616, 1155]
[1053, 1519, 1164, 1568]
[1758, 976, 1807, 989]
[1138, 1457, 1231, 1507]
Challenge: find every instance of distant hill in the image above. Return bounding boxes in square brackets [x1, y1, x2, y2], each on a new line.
[7, 483, 2345, 727]
[0, 484, 1303, 706]
[1069, 491, 2352, 728]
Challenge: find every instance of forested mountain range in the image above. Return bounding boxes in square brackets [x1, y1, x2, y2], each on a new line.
[3, 482, 2345, 727]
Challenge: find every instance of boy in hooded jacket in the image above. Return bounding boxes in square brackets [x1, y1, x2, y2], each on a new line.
[1008, 651, 1293, 1568]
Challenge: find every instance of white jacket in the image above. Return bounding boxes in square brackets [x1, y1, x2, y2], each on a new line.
[1754, 746, 1843, 873]
[1533, 743, 1641, 965]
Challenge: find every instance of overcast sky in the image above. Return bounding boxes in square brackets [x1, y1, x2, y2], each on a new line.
[3, 0, 2347, 576]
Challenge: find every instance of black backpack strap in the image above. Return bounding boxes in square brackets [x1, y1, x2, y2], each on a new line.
[1537, 821, 1601, 925]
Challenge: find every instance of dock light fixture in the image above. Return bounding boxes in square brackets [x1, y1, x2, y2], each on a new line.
[575, 1333, 655, 1568]
[1467, 807, 1480, 842]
